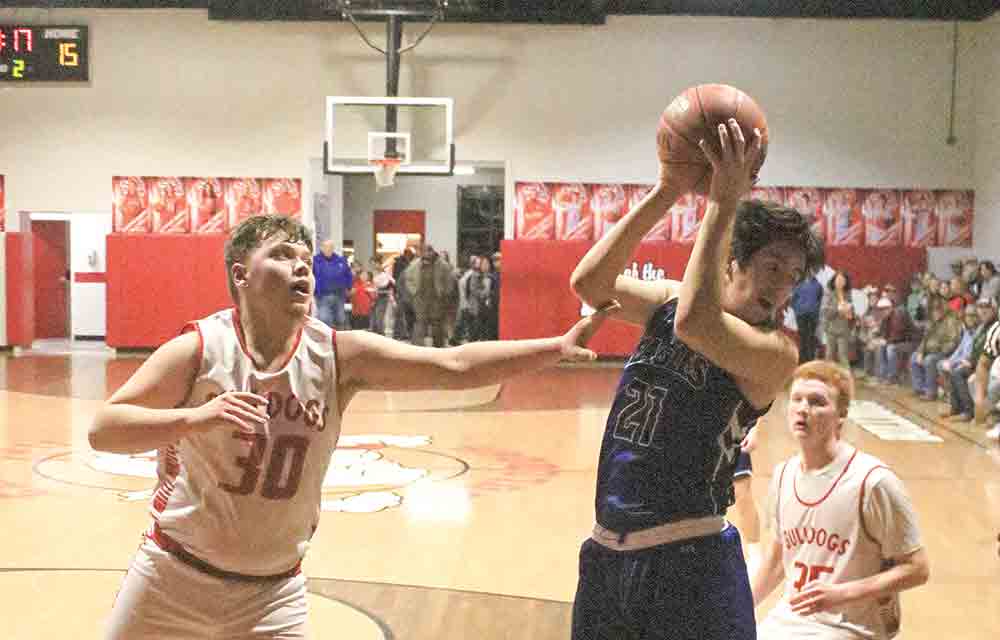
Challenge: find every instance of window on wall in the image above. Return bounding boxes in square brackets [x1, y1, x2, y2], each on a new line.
[456, 185, 504, 267]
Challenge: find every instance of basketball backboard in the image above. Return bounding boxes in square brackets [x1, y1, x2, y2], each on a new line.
[324, 96, 454, 176]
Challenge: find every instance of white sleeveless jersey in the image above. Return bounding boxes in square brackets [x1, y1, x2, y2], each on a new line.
[150, 309, 341, 576]
[762, 445, 921, 640]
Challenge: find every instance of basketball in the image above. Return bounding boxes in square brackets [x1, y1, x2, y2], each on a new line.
[656, 84, 769, 195]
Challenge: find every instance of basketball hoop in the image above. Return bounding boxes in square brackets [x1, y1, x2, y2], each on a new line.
[372, 158, 401, 190]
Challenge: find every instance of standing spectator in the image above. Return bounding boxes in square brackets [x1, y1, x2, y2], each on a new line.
[908, 296, 961, 401]
[350, 271, 375, 330]
[484, 251, 502, 340]
[452, 255, 480, 345]
[403, 246, 457, 348]
[392, 247, 416, 340]
[791, 274, 824, 363]
[370, 267, 393, 336]
[978, 261, 1000, 302]
[821, 270, 855, 369]
[877, 285, 916, 385]
[906, 273, 928, 326]
[313, 239, 353, 329]
[939, 299, 990, 421]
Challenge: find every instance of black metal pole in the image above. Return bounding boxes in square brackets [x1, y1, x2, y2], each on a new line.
[385, 15, 403, 157]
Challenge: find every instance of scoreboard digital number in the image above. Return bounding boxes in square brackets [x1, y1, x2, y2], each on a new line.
[0, 25, 89, 82]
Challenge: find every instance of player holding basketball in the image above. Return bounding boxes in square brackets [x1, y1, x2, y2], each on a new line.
[752, 361, 929, 638]
[89, 215, 615, 639]
[570, 115, 824, 638]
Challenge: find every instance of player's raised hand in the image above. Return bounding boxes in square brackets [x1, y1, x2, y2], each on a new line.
[699, 119, 763, 204]
[559, 301, 621, 362]
[186, 391, 269, 434]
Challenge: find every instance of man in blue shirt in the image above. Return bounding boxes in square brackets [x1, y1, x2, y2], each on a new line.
[312, 239, 353, 329]
[791, 274, 824, 362]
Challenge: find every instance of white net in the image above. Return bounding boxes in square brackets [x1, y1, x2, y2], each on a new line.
[372, 160, 400, 190]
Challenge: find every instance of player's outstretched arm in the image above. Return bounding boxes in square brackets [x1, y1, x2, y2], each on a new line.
[336, 304, 618, 397]
[89, 331, 268, 454]
[674, 120, 798, 399]
[751, 538, 785, 607]
[570, 180, 684, 327]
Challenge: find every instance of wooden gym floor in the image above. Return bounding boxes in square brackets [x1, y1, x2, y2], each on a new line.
[1, 348, 998, 639]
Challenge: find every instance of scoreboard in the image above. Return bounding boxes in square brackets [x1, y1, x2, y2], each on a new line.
[0, 25, 89, 82]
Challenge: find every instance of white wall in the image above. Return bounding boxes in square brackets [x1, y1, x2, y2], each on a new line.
[973, 13, 1000, 258]
[0, 9, 992, 245]
[342, 168, 505, 263]
[69, 213, 112, 337]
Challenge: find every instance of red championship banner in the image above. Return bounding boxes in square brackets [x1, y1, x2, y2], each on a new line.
[552, 183, 593, 241]
[784, 187, 825, 244]
[225, 178, 262, 230]
[902, 189, 938, 248]
[670, 192, 706, 245]
[113, 176, 151, 233]
[262, 178, 302, 218]
[148, 177, 190, 234]
[861, 189, 901, 247]
[823, 188, 863, 246]
[591, 183, 628, 240]
[630, 184, 670, 242]
[0, 175, 6, 232]
[935, 190, 974, 248]
[514, 182, 554, 240]
[188, 177, 226, 233]
[750, 186, 785, 204]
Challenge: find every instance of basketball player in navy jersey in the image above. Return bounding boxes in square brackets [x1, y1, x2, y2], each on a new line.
[569, 120, 824, 639]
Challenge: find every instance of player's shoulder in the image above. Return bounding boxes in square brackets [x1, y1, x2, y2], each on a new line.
[849, 450, 901, 490]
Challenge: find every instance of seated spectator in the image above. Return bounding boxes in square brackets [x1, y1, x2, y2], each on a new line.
[973, 313, 1000, 440]
[858, 286, 888, 379]
[947, 277, 975, 312]
[979, 261, 1000, 302]
[909, 296, 961, 401]
[963, 257, 981, 296]
[939, 298, 993, 421]
[877, 285, 916, 385]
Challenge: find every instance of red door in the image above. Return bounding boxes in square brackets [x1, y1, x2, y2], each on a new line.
[33, 221, 70, 339]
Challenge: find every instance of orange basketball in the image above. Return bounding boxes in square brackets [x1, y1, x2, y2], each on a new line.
[656, 84, 769, 195]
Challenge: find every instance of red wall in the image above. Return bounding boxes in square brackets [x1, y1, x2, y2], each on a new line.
[499, 240, 927, 356]
[102, 235, 927, 353]
[5, 233, 35, 346]
[106, 234, 231, 348]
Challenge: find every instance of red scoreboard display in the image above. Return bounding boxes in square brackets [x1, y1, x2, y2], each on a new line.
[0, 25, 88, 82]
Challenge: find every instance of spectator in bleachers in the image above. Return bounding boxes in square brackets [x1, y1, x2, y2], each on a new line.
[791, 274, 824, 362]
[973, 310, 1000, 440]
[858, 286, 888, 379]
[947, 277, 975, 312]
[821, 270, 855, 369]
[907, 272, 929, 328]
[876, 284, 915, 385]
[939, 298, 992, 422]
[979, 261, 1000, 302]
[909, 296, 961, 401]
[962, 257, 981, 296]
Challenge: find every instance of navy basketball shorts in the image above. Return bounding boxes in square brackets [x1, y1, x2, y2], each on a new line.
[571, 524, 755, 640]
[734, 451, 753, 480]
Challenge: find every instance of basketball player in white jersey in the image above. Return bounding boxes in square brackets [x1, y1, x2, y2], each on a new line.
[753, 361, 930, 639]
[89, 215, 616, 639]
